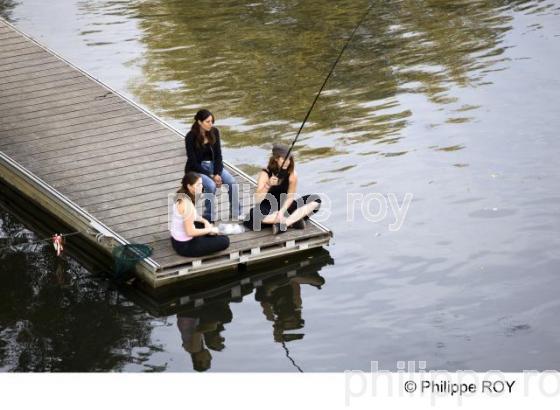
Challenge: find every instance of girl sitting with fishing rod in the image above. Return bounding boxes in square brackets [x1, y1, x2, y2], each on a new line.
[244, 144, 321, 234]
[170, 172, 230, 257]
[184, 109, 242, 222]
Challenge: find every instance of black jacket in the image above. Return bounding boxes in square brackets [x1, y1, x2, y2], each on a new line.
[184, 128, 224, 177]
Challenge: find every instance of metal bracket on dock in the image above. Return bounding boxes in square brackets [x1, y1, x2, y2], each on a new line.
[251, 247, 261, 256]
[286, 240, 296, 248]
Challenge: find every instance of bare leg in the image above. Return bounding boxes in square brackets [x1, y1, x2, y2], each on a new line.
[285, 201, 319, 227]
[261, 211, 280, 225]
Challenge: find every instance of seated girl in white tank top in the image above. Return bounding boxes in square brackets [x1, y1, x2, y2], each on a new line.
[170, 172, 230, 258]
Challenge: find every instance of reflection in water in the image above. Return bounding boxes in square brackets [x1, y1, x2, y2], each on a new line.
[143, 253, 331, 372]
[78, 0, 550, 162]
[177, 302, 231, 372]
[0, 0, 17, 21]
[0, 186, 159, 372]
[256, 269, 326, 372]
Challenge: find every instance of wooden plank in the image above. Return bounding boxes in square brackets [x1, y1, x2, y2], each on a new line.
[81, 174, 181, 213]
[0, 41, 38, 53]
[79, 163, 246, 217]
[0, 30, 17, 37]
[0, 82, 108, 114]
[0, 100, 130, 134]
[0, 99, 131, 133]
[0, 65, 77, 86]
[1, 116, 157, 154]
[7, 125, 170, 171]
[0, 81, 106, 110]
[0, 94, 121, 125]
[0, 88, 112, 116]
[81, 170, 251, 216]
[0, 60, 65, 78]
[0, 64, 80, 91]
[0, 42, 38, 58]
[2, 108, 141, 149]
[45, 154, 185, 187]
[103, 203, 176, 227]
[77, 177, 181, 208]
[38, 143, 182, 192]
[93, 196, 172, 220]
[31, 139, 180, 177]
[0, 47, 45, 61]
[65, 164, 183, 199]
[0, 75, 91, 98]
[38, 146, 180, 183]
[0, 36, 27, 45]
[0, 28, 17, 35]
[0, 51, 48, 70]
[0, 38, 41, 51]
[17, 126, 170, 163]
[0, 54, 59, 72]
[0, 111, 148, 147]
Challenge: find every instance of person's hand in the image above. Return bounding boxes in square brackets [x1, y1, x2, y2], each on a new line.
[208, 227, 220, 235]
[202, 219, 212, 229]
[213, 174, 223, 188]
[269, 176, 279, 186]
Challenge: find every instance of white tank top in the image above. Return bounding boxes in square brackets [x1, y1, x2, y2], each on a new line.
[170, 199, 197, 242]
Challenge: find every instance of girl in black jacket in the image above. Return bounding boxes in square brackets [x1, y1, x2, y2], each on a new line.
[184, 109, 241, 221]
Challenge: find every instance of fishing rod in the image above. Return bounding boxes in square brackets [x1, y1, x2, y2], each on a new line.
[278, 2, 375, 175]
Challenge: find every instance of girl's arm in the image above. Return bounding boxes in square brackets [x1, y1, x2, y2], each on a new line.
[254, 170, 273, 203]
[212, 128, 224, 176]
[178, 199, 214, 236]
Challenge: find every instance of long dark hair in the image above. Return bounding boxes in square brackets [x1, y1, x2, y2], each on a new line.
[267, 152, 295, 176]
[177, 172, 200, 204]
[191, 109, 217, 148]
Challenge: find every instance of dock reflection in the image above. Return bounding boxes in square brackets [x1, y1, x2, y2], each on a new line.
[165, 251, 331, 371]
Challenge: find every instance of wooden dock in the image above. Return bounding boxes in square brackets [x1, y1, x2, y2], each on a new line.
[0, 18, 332, 288]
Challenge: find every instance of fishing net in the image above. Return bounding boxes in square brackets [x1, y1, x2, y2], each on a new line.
[112, 243, 153, 281]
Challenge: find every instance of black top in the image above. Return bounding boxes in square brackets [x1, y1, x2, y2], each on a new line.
[263, 168, 290, 205]
[201, 143, 213, 161]
[184, 128, 224, 177]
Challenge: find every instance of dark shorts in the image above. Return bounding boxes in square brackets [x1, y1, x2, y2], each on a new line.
[243, 194, 321, 231]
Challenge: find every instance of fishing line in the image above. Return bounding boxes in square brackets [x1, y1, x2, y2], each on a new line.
[278, 2, 375, 175]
